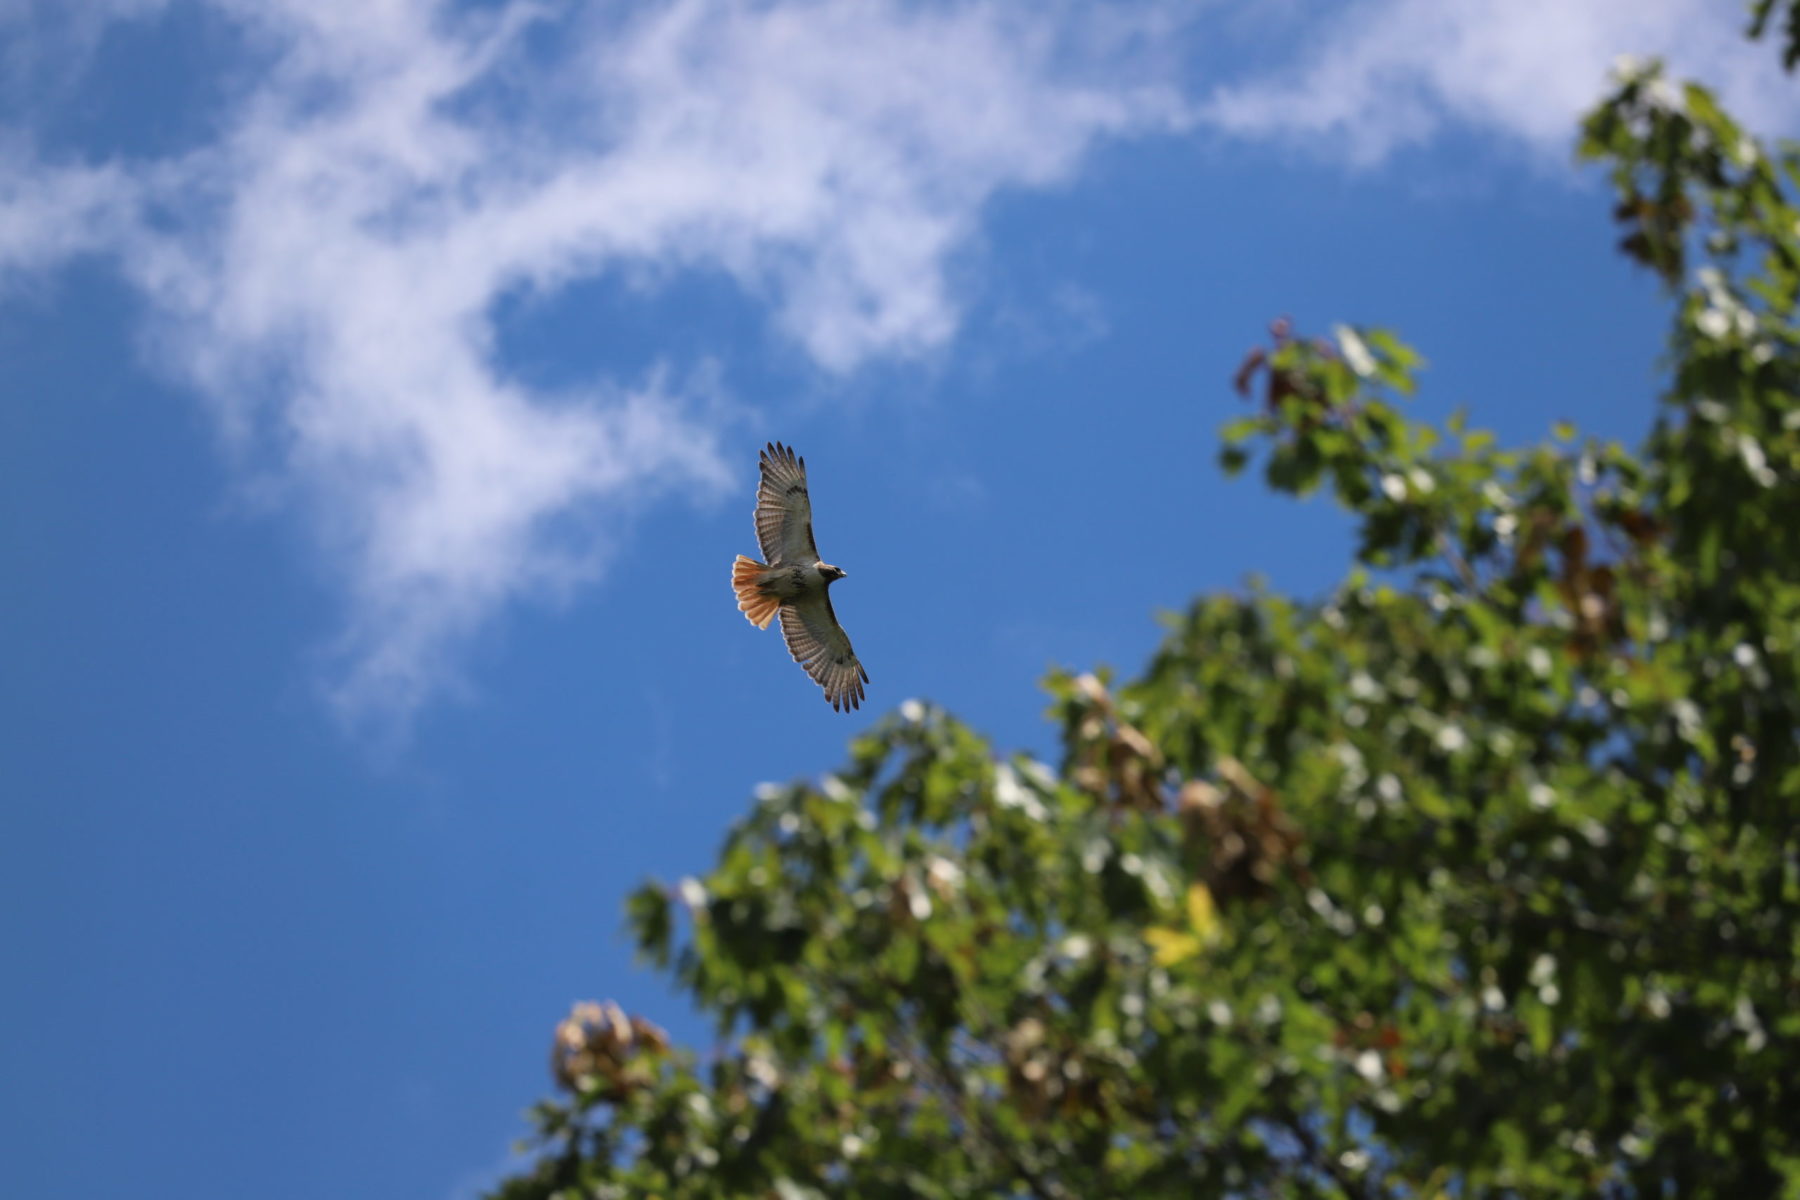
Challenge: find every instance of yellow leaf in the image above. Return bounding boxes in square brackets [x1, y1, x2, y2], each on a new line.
[1144, 927, 1201, 967]
[1146, 883, 1224, 966]
[1185, 882, 1221, 944]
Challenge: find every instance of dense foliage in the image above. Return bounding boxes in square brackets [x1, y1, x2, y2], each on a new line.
[492, 31, 1800, 1200]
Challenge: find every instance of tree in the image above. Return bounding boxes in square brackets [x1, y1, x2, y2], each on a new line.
[490, 29, 1800, 1200]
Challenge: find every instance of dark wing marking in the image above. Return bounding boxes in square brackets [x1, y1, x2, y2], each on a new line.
[754, 442, 819, 565]
[778, 591, 869, 712]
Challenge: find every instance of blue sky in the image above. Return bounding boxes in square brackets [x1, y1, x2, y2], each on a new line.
[2, 2, 1791, 1197]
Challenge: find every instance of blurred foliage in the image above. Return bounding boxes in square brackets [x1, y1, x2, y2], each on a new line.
[1750, 0, 1800, 71]
[490, 42, 1800, 1200]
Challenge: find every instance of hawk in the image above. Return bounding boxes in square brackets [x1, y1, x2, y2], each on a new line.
[731, 442, 869, 711]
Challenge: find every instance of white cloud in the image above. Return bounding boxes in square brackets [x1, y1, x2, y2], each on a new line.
[0, 0, 1188, 728]
[1204, 0, 1797, 163]
[0, 155, 138, 274]
[0, 0, 174, 113]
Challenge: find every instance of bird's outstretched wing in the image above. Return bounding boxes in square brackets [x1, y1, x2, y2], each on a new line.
[755, 442, 819, 565]
[779, 591, 869, 712]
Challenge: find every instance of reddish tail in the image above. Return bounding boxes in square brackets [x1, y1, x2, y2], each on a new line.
[732, 555, 780, 628]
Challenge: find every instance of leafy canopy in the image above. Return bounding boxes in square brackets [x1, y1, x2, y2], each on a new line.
[492, 32, 1800, 1200]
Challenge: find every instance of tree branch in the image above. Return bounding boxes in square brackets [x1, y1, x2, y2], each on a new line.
[897, 1032, 1075, 1200]
[1278, 1108, 1379, 1200]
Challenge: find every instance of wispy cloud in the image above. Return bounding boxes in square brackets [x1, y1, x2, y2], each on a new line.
[0, 154, 137, 272]
[0, 0, 1189, 729]
[1204, 0, 1796, 164]
[0, 0, 174, 116]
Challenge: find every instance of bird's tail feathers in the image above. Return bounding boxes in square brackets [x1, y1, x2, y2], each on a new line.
[733, 555, 779, 628]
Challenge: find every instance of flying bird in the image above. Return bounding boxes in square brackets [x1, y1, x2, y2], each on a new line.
[732, 442, 869, 711]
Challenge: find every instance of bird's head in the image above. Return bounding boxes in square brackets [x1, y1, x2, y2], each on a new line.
[817, 561, 847, 582]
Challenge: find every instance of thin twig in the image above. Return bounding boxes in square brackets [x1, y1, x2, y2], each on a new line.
[1279, 1108, 1378, 1200]
[1435, 529, 1483, 593]
[898, 1033, 1074, 1200]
